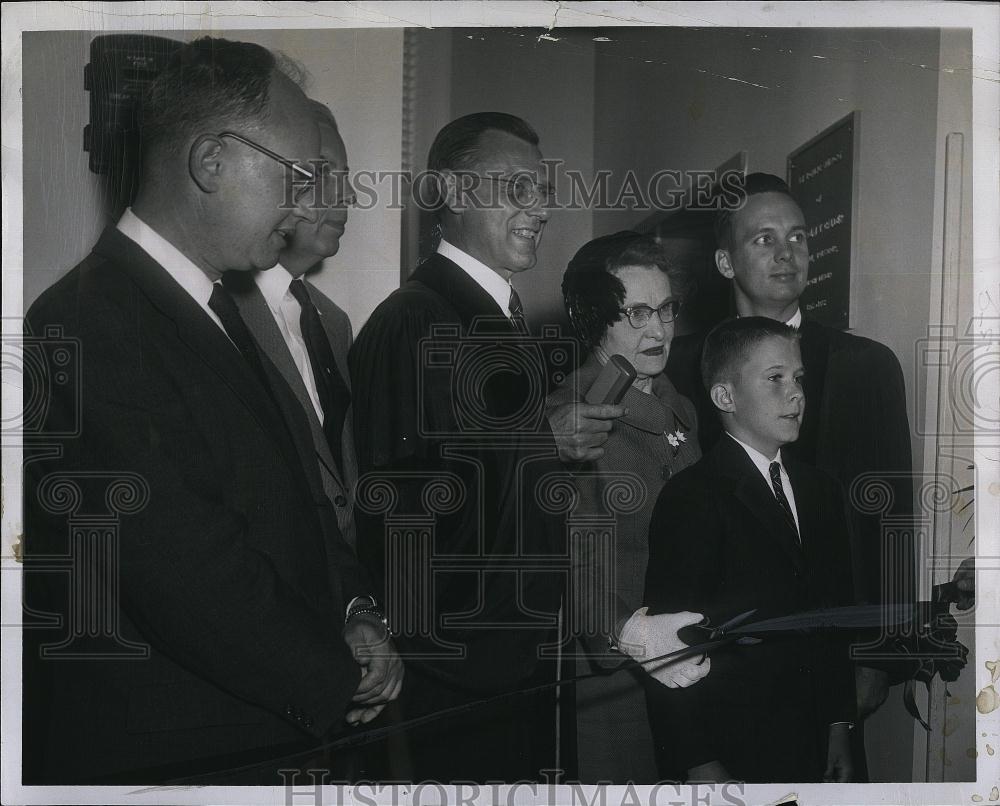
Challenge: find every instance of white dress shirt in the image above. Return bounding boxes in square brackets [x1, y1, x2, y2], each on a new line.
[437, 239, 516, 319]
[116, 208, 229, 334]
[255, 266, 325, 423]
[725, 432, 801, 534]
[786, 308, 802, 329]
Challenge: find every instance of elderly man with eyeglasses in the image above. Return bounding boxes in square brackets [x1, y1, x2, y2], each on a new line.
[23, 38, 396, 785]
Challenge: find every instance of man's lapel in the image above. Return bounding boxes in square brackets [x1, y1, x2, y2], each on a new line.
[713, 436, 807, 573]
[225, 273, 346, 489]
[783, 456, 829, 567]
[95, 228, 287, 441]
[410, 253, 514, 331]
[790, 318, 832, 464]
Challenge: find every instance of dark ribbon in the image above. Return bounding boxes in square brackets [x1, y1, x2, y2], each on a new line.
[153, 601, 942, 784]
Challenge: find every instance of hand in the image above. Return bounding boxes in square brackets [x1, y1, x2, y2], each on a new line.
[824, 723, 854, 782]
[952, 557, 975, 610]
[618, 608, 710, 688]
[855, 665, 890, 719]
[342, 614, 404, 726]
[547, 401, 626, 464]
[687, 760, 732, 783]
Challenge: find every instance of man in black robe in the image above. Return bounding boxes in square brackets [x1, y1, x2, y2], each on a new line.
[349, 112, 568, 782]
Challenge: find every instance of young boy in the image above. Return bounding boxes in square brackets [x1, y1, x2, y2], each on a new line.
[644, 317, 856, 783]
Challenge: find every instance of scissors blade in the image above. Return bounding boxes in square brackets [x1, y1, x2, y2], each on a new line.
[714, 608, 759, 635]
[727, 604, 916, 635]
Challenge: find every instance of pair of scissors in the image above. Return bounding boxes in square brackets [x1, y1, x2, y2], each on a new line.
[676, 608, 761, 649]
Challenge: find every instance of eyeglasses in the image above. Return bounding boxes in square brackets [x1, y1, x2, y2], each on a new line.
[217, 131, 316, 203]
[461, 173, 556, 207]
[618, 300, 682, 329]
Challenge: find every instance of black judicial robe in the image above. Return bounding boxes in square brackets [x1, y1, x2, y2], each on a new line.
[348, 253, 564, 782]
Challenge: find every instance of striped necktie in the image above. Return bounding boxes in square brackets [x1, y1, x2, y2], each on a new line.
[508, 285, 525, 326]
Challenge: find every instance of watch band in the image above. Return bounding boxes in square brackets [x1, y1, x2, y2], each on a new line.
[345, 596, 390, 633]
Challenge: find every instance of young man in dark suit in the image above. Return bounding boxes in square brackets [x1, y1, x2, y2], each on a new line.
[645, 317, 857, 783]
[665, 174, 913, 737]
[23, 39, 396, 784]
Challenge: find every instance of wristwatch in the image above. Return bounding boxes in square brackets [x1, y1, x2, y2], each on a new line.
[345, 595, 390, 633]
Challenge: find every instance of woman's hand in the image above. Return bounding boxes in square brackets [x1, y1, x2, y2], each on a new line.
[617, 608, 711, 688]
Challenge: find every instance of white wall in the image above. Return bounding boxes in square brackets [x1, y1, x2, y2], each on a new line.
[591, 27, 946, 487]
[22, 31, 111, 308]
[22, 28, 404, 336]
[447, 28, 597, 330]
[914, 26, 976, 783]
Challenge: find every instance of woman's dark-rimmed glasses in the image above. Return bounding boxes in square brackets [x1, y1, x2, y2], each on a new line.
[618, 300, 682, 329]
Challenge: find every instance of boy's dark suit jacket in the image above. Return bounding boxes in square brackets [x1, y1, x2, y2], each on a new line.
[23, 227, 368, 784]
[666, 319, 913, 608]
[225, 272, 360, 548]
[643, 435, 857, 782]
[348, 252, 564, 781]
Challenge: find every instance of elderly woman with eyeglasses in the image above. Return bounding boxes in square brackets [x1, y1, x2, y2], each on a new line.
[550, 231, 707, 783]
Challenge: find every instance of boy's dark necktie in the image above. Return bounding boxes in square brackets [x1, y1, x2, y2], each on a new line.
[288, 278, 351, 475]
[769, 461, 799, 539]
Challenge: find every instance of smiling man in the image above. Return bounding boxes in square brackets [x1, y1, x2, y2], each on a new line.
[226, 101, 360, 547]
[223, 100, 403, 746]
[349, 112, 564, 781]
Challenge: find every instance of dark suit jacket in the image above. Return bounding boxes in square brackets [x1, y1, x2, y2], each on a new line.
[225, 271, 360, 547]
[666, 318, 913, 608]
[23, 227, 367, 783]
[644, 435, 857, 782]
[348, 253, 564, 780]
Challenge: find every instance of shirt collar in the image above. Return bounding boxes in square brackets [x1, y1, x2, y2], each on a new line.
[255, 263, 297, 314]
[116, 208, 216, 310]
[737, 307, 802, 329]
[725, 431, 784, 477]
[437, 239, 514, 319]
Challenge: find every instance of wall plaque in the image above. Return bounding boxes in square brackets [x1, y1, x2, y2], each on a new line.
[788, 111, 859, 330]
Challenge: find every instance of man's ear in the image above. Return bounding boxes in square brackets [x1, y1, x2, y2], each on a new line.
[710, 381, 736, 414]
[715, 248, 735, 280]
[189, 134, 225, 193]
